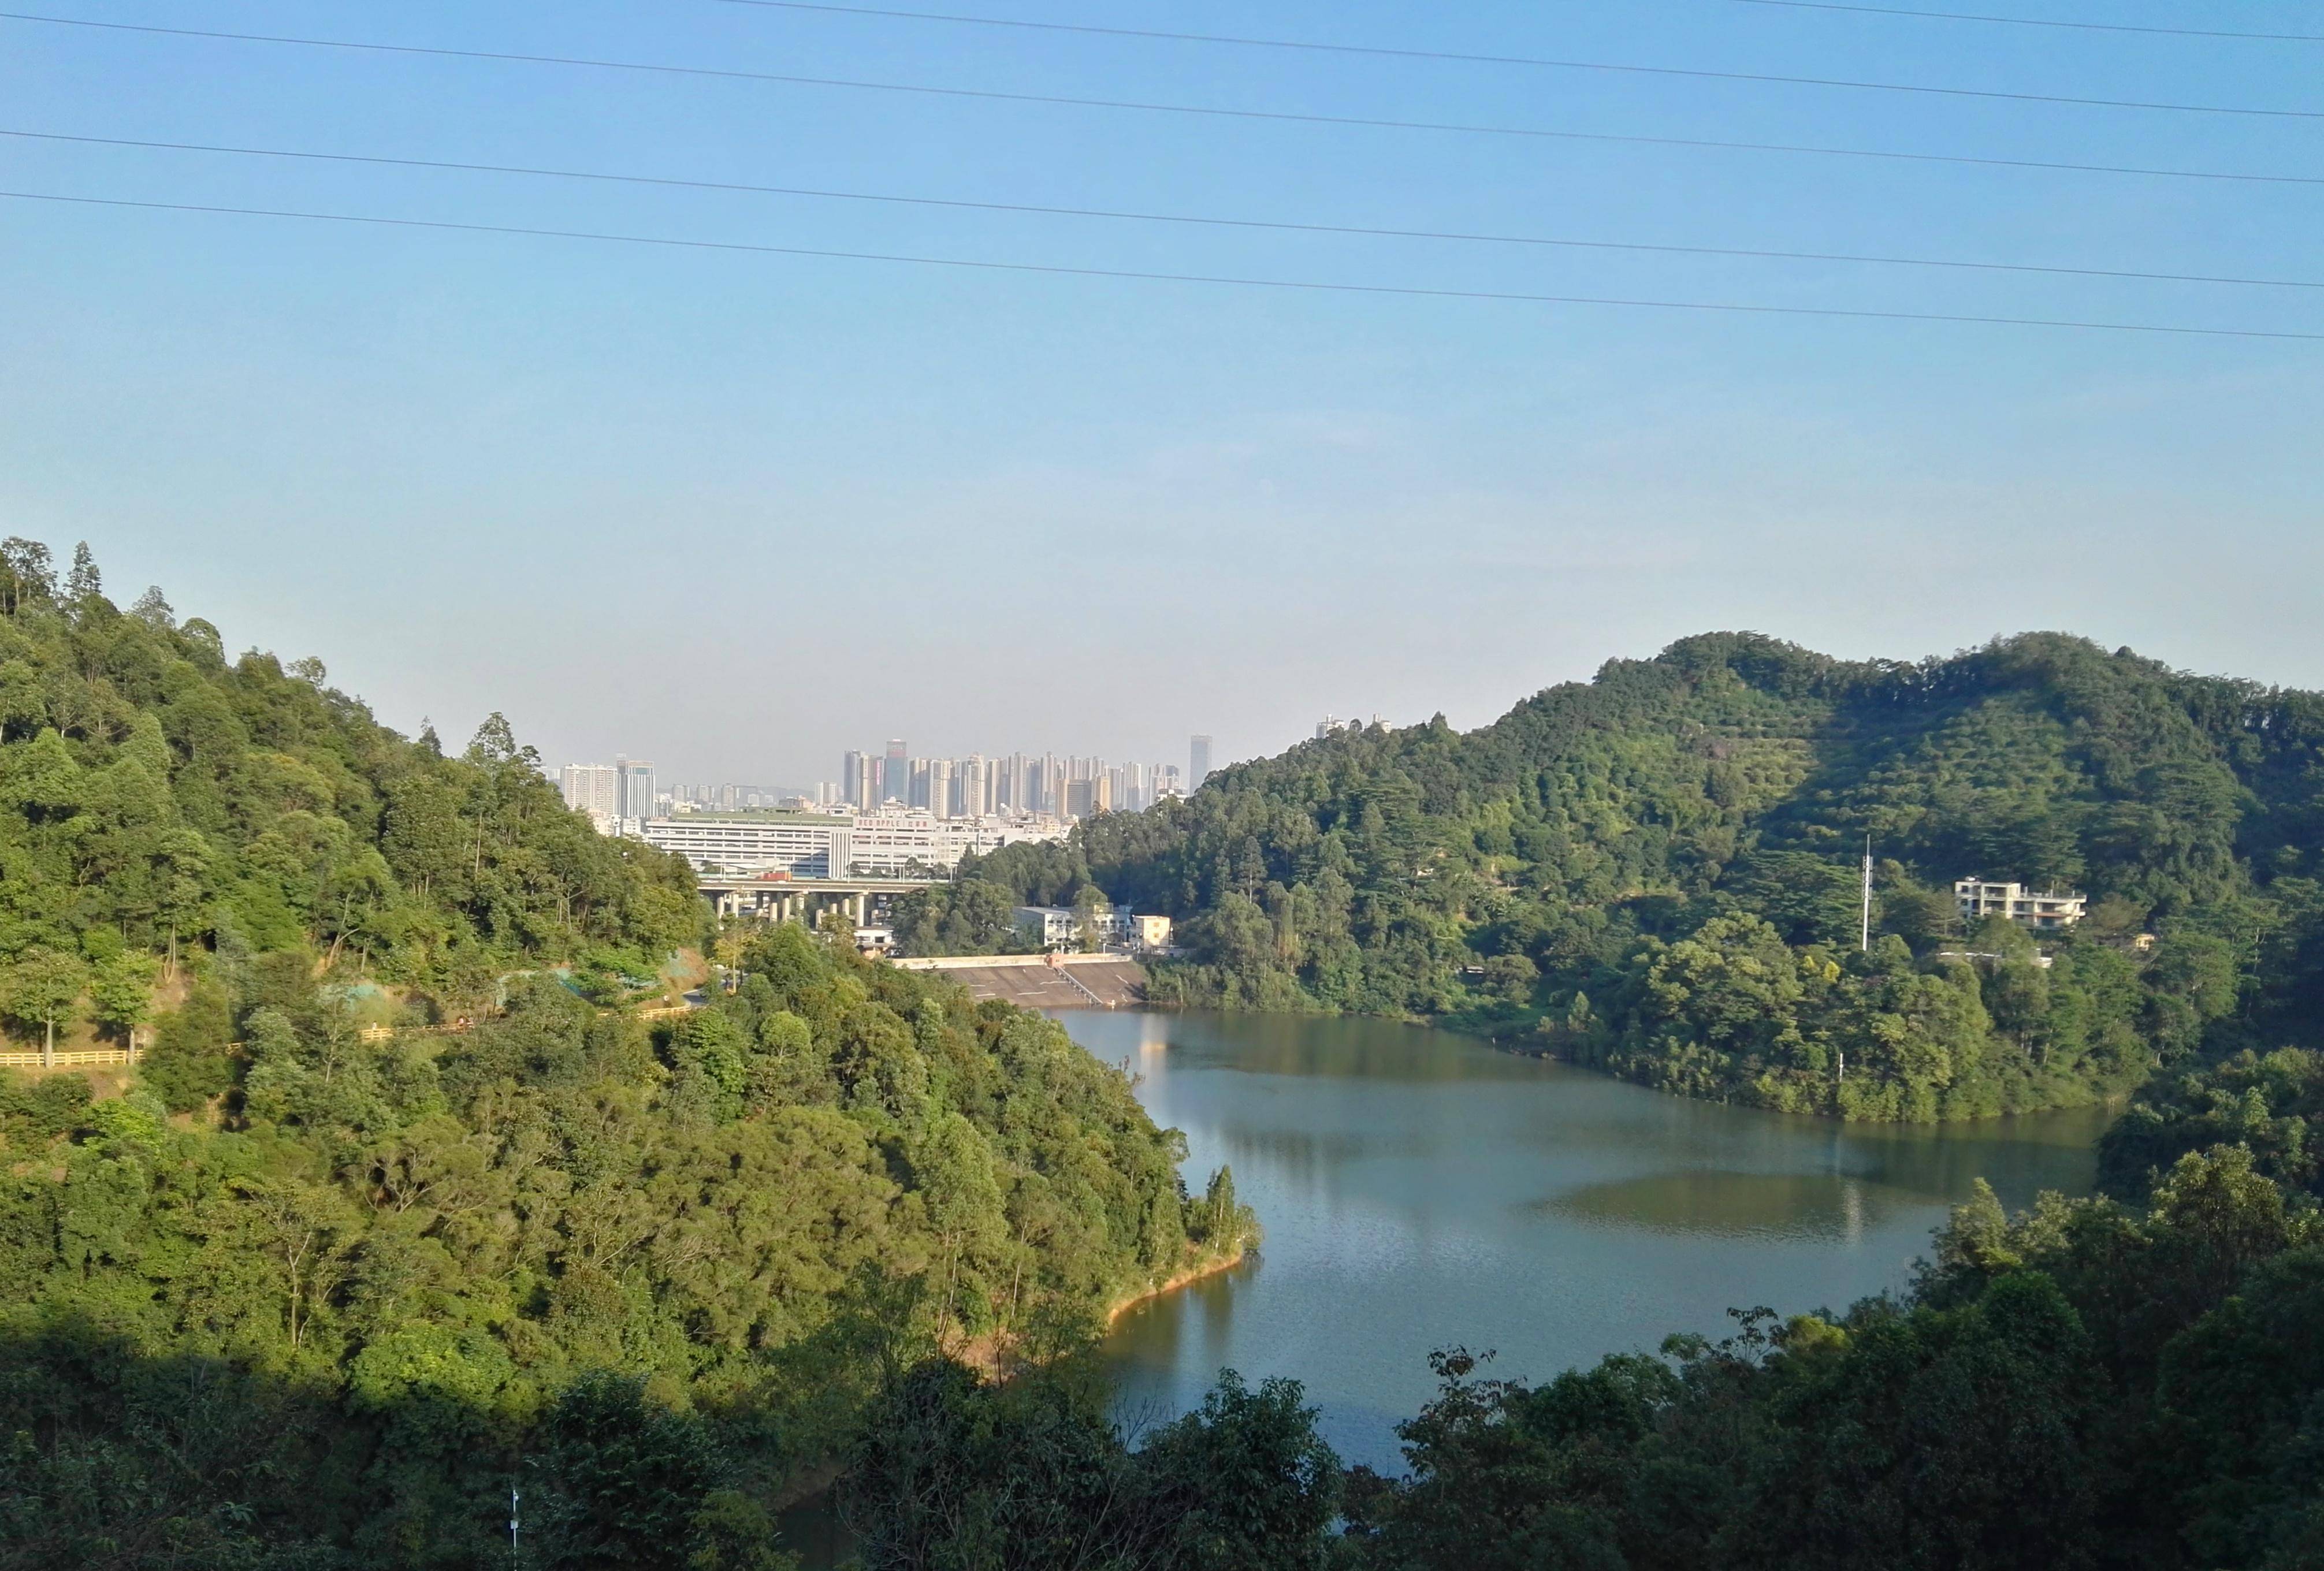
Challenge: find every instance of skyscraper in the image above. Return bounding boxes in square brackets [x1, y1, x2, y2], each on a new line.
[885, 740, 908, 806]
[842, 750, 867, 809]
[614, 757, 656, 822]
[1190, 735, 1213, 788]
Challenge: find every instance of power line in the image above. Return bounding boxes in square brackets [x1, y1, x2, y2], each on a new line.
[704, 0, 2322, 118]
[1731, 1, 2324, 43]
[5, 14, 2317, 191]
[7, 187, 2318, 341]
[12, 126, 2319, 292]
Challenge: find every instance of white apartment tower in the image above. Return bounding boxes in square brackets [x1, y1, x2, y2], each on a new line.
[560, 764, 619, 821]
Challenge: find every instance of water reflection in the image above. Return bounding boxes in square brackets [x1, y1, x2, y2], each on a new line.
[1544, 1170, 1901, 1241]
[1076, 1009, 2107, 1473]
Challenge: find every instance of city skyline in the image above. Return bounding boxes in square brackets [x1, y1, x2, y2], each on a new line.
[556, 731, 1224, 825]
[560, 714, 1384, 824]
[831, 744, 1185, 820]
[557, 725, 1281, 820]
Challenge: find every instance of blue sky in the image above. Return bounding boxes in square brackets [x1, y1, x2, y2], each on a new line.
[2, 1, 2318, 785]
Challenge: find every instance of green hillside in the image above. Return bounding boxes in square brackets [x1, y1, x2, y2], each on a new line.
[0, 537, 705, 1047]
[969, 632, 2324, 1120]
[0, 538, 1241, 1565]
[1, 926, 1243, 1565]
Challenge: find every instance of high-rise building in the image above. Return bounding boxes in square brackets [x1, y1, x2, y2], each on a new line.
[1190, 735, 1213, 788]
[842, 750, 866, 809]
[615, 757, 656, 822]
[885, 740, 908, 805]
[560, 763, 619, 821]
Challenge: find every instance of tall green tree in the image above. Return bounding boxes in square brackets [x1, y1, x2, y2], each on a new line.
[2, 946, 84, 1064]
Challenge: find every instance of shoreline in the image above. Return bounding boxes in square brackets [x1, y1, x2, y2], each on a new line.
[939, 1245, 1252, 1383]
[1105, 1243, 1251, 1327]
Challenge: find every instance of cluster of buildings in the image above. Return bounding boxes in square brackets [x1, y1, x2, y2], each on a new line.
[665, 781, 793, 812]
[821, 737, 1215, 821]
[555, 735, 1225, 889]
[556, 758, 657, 832]
[559, 736, 1223, 836]
[1013, 903, 1173, 952]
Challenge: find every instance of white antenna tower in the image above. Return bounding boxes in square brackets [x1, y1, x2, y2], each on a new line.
[1860, 833, 1873, 953]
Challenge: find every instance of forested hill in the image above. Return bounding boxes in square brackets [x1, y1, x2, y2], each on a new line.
[3, 926, 1251, 1566]
[2, 537, 1248, 1565]
[0, 536, 702, 1037]
[965, 632, 2324, 1120]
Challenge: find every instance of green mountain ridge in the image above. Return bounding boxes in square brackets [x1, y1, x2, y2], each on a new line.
[948, 631, 2324, 1120]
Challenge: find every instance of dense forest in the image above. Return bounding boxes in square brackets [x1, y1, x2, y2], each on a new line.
[0, 538, 1248, 1566]
[958, 632, 2324, 1120]
[839, 1064, 2324, 1570]
[2, 910, 1249, 1567]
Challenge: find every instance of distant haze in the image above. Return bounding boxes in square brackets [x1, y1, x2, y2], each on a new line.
[4, 1, 2315, 780]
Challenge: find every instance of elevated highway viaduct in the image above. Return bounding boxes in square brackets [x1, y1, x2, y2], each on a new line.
[696, 873, 930, 925]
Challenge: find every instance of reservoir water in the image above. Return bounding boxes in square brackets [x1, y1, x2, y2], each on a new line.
[1067, 1009, 2108, 1473]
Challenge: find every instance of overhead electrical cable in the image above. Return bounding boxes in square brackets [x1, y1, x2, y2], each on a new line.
[10, 126, 2319, 292]
[704, 0, 2322, 118]
[4, 15, 2318, 191]
[1730, 1, 2324, 43]
[6, 188, 2318, 342]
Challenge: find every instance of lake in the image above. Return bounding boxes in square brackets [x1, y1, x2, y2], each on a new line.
[1070, 1009, 2109, 1473]
[779, 1007, 2108, 1563]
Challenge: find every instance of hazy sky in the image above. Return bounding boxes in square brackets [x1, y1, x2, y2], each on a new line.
[3, 1, 2318, 786]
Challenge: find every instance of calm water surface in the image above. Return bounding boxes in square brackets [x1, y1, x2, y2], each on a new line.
[1069, 1010, 2107, 1473]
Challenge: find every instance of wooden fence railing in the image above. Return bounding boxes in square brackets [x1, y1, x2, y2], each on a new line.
[0, 1047, 139, 1069]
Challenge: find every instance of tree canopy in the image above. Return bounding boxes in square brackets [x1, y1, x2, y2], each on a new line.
[1, 923, 1243, 1566]
[0, 536, 704, 1045]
